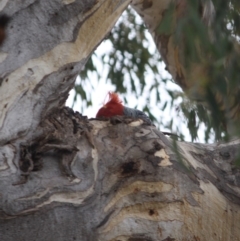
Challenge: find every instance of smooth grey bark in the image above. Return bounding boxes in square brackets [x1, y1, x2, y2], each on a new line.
[0, 0, 240, 241]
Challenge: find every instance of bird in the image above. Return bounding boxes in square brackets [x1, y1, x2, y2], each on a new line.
[96, 92, 153, 125]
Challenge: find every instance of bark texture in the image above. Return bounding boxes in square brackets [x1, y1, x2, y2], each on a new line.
[1, 114, 240, 240]
[0, 0, 240, 241]
[0, 0, 130, 145]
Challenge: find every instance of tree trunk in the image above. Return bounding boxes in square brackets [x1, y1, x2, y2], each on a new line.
[0, 1, 240, 241]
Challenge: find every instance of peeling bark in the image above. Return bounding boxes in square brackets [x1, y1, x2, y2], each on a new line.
[0, 0, 240, 241]
[1, 114, 240, 240]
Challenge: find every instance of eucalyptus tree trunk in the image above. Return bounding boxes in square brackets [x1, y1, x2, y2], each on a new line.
[0, 1, 240, 241]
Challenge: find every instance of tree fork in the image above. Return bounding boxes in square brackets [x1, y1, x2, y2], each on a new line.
[0, 0, 240, 240]
[1, 113, 240, 240]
